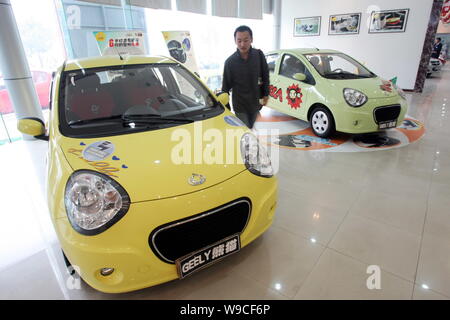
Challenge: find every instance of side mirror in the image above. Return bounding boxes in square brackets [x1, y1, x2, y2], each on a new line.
[293, 73, 307, 81]
[216, 92, 230, 110]
[17, 118, 48, 141]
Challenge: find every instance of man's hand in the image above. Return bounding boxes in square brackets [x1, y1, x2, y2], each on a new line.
[261, 96, 269, 106]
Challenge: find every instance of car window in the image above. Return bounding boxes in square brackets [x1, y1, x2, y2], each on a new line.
[59, 63, 223, 138]
[0, 76, 5, 91]
[167, 66, 209, 107]
[265, 53, 279, 73]
[305, 53, 376, 79]
[279, 54, 315, 85]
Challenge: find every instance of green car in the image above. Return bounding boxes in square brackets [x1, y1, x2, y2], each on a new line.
[265, 49, 408, 138]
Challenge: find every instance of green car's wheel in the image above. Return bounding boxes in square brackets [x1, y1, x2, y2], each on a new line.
[310, 107, 335, 138]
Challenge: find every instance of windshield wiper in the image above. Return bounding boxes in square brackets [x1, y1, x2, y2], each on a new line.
[68, 115, 123, 126]
[68, 114, 194, 127]
[122, 114, 194, 124]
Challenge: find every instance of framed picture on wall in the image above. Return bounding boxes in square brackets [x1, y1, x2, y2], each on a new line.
[329, 13, 361, 35]
[369, 9, 409, 33]
[294, 16, 321, 37]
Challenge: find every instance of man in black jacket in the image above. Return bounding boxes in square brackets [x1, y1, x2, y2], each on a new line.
[222, 25, 270, 129]
[431, 37, 442, 59]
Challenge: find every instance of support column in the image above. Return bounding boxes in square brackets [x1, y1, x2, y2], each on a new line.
[414, 0, 444, 93]
[0, 0, 43, 139]
[272, 0, 281, 50]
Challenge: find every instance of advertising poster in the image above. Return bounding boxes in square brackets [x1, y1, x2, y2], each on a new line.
[369, 9, 409, 33]
[329, 13, 361, 35]
[93, 30, 147, 56]
[294, 16, 321, 37]
[162, 31, 199, 73]
[442, 0, 450, 24]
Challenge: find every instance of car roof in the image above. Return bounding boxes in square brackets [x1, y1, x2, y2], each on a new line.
[266, 48, 342, 56]
[64, 55, 178, 71]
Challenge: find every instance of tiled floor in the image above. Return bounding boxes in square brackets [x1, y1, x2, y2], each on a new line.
[1, 66, 449, 300]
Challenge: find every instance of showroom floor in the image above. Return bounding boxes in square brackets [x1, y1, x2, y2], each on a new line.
[1, 66, 450, 300]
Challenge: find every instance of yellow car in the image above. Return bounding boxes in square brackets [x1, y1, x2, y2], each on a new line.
[17, 55, 277, 293]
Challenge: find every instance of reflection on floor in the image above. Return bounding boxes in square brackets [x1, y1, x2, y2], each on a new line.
[1, 66, 450, 300]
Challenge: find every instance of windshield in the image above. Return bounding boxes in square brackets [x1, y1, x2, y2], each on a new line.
[305, 53, 376, 79]
[59, 63, 223, 138]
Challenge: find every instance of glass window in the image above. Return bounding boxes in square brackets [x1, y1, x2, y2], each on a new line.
[142, 7, 273, 93]
[279, 54, 315, 85]
[265, 53, 279, 73]
[32, 71, 49, 84]
[305, 53, 376, 79]
[59, 63, 223, 138]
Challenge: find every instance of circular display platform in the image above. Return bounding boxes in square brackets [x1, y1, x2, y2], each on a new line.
[255, 109, 425, 152]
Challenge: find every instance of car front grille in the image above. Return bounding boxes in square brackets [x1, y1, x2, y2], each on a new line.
[373, 105, 401, 123]
[149, 198, 251, 264]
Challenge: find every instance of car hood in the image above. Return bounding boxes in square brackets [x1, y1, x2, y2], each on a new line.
[327, 76, 400, 99]
[60, 115, 249, 203]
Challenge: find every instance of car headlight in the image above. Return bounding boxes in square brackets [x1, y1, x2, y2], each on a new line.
[393, 85, 407, 100]
[240, 133, 273, 177]
[64, 170, 130, 235]
[343, 88, 367, 107]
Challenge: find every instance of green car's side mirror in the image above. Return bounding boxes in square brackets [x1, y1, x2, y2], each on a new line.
[293, 73, 307, 81]
[17, 117, 48, 141]
[216, 92, 230, 110]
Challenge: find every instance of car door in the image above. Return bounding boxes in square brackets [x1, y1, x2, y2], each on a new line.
[265, 53, 284, 112]
[275, 54, 315, 120]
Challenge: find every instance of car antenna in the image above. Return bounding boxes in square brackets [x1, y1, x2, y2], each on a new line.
[113, 45, 124, 61]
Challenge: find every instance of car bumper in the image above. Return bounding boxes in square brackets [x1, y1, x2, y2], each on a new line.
[55, 170, 278, 293]
[334, 96, 408, 134]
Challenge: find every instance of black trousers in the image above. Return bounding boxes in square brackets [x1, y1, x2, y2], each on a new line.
[235, 111, 259, 129]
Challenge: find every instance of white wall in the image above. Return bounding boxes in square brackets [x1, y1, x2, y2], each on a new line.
[279, 0, 434, 90]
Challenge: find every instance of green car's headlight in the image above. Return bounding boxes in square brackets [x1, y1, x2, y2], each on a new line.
[64, 170, 130, 235]
[393, 84, 407, 100]
[240, 133, 273, 178]
[343, 88, 368, 107]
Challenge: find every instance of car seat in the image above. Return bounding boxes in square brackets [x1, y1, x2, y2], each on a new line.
[128, 68, 168, 110]
[68, 73, 115, 121]
[308, 56, 323, 74]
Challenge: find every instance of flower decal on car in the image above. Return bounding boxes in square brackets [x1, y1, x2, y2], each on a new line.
[286, 84, 303, 109]
[380, 80, 393, 93]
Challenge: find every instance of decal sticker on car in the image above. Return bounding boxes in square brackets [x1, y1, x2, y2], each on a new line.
[68, 148, 121, 178]
[269, 85, 283, 102]
[286, 84, 303, 109]
[380, 80, 393, 92]
[82, 141, 115, 161]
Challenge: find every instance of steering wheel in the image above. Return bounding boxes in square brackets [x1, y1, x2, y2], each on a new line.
[331, 68, 344, 73]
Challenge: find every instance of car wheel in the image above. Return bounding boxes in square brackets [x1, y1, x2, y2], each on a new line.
[310, 107, 335, 138]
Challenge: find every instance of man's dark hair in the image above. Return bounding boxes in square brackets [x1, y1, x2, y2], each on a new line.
[437, 37, 441, 41]
[234, 25, 253, 39]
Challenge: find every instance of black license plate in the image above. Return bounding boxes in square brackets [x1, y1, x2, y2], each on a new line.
[176, 234, 241, 279]
[378, 120, 397, 129]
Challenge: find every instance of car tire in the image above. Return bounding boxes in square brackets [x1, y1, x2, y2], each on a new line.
[310, 107, 335, 138]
